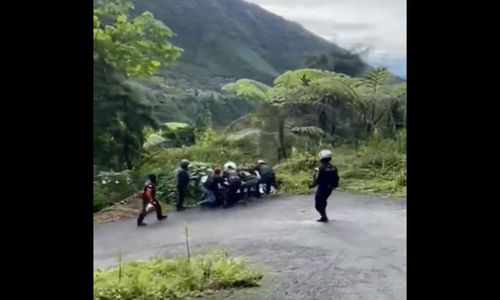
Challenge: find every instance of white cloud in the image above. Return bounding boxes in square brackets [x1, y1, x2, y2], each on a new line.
[244, 0, 406, 76]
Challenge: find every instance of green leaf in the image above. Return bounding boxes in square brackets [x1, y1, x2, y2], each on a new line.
[116, 14, 127, 23]
[150, 60, 161, 68]
[222, 79, 271, 102]
[93, 0, 183, 78]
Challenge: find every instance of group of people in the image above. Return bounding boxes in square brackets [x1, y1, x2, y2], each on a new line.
[137, 149, 339, 226]
[136, 159, 276, 226]
[198, 159, 277, 209]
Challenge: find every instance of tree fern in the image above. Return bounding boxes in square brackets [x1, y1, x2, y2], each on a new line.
[143, 133, 168, 149]
[363, 67, 390, 97]
[223, 69, 366, 160]
[224, 113, 254, 133]
[290, 126, 326, 137]
[222, 79, 271, 102]
[273, 68, 335, 88]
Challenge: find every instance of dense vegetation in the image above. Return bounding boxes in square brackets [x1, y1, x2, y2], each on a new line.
[93, 1, 405, 298]
[93, 0, 406, 213]
[94, 0, 407, 133]
[99, 0, 390, 128]
[94, 250, 262, 299]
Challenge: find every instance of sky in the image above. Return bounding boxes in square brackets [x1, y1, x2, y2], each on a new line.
[245, 0, 406, 77]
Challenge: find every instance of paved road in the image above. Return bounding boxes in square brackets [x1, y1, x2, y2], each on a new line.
[94, 192, 406, 300]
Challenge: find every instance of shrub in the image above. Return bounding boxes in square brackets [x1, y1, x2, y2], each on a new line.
[94, 129, 407, 213]
[94, 251, 263, 300]
[276, 172, 313, 194]
[273, 134, 407, 197]
[93, 171, 137, 212]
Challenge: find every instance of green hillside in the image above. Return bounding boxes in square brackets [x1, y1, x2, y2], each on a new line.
[134, 0, 372, 88]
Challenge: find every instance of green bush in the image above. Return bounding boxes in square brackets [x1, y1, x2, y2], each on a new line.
[93, 184, 109, 212]
[273, 133, 407, 197]
[276, 172, 313, 194]
[93, 171, 137, 212]
[274, 150, 318, 173]
[94, 129, 407, 213]
[94, 251, 263, 300]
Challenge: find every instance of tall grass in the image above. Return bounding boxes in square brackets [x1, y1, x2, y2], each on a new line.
[94, 251, 263, 300]
[275, 132, 406, 197]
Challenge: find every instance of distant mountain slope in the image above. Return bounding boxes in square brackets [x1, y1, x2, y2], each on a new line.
[134, 0, 373, 87]
[128, 0, 402, 126]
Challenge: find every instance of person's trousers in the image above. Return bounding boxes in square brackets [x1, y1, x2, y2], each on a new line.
[224, 189, 238, 206]
[200, 187, 216, 204]
[224, 181, 241, 206]
[137, 200, 164, 225]
[177, 186, 187, 209]
[259, 174, 276, 194]
[314, 187, 333, 218]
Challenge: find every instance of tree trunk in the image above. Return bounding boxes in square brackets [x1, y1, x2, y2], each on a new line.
[277, 116, 286, 160]
[256, 104, 278, 164]
[125, 156, 133, 170]
[365, 122, 373, 136]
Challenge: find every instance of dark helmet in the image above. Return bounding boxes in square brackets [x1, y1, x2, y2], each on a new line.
[180, 159, 190, 169]
[147, 174, 157, 184]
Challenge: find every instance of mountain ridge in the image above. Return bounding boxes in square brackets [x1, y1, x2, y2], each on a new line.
[134, 0, 387, 88]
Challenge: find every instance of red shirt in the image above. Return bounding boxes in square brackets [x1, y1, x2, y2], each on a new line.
[142, 183, 156, 203]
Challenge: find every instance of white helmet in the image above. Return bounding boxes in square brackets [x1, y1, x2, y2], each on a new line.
[257, 159, 266, 164]
[319, 149, 332, 160]
[224, 161, 237, 170]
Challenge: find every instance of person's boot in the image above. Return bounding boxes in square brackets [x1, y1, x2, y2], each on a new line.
[316, 215, 329, 222]
[158, 215, 168, 221]
[137, 211, 147, 226]
[176, 206, 186, 211]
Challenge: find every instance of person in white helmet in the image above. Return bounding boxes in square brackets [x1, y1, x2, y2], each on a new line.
[309, 150, 339, 222]
[222, 161, 242, 208]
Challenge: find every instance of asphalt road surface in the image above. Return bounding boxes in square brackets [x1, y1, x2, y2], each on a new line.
[94, 192, 406, 300]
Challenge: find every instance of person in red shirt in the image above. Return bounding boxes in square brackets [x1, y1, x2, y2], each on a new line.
[137, 174, 167, 226]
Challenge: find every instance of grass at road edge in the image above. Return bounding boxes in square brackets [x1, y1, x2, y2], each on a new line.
[94, 250, 263, 300]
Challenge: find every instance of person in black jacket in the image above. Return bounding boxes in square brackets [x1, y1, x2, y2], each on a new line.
[309, 150, 339, 222]
[200, 167, 224, 206]
[254, 159, 276, 195]
[176, 159, 191, 211]
[222, 161, 242, 208]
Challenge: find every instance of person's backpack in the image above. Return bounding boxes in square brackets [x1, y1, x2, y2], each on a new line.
[330, 165, 339, 188]
[323, 164, 339, 188]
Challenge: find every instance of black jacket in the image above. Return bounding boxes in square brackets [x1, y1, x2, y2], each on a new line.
[177, 168, 190, 188]
[222, 170, 241, 187]
[204, 174, 224, 191]
[311, 162, 339, 189]
[255, 163, 274, 177]
[223, 169, 241, 183]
